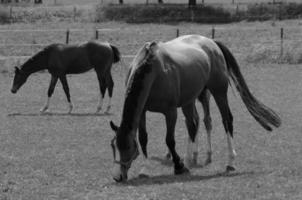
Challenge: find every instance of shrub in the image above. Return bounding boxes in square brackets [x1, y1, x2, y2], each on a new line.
[0, 6, 11, 24]
[97, 4, 233, 24]
[244, 3, 302, 21]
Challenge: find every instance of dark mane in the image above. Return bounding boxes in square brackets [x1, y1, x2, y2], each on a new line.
[117, 48, 153, 146]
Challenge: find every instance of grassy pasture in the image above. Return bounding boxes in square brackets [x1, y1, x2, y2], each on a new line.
[0, 20, 302, 199]
[1, 57, 302, 200]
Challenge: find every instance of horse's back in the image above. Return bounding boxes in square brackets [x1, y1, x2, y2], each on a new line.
[48, 42, 113, 74]
[167, 35, 229, 91]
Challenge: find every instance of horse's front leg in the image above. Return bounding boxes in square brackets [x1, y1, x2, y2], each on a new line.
[40, 75, 58, 113]
[138, 111, 151, 178]
[164, 109, 189, 175]
[59, 75, 73, 114]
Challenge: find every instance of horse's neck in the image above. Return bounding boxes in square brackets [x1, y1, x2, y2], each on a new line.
[120, 65, 156, 133]
[22, 52, 48, 75]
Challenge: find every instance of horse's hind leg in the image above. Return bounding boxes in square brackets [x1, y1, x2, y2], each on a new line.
[95, 72, 106, 113]
[59, 75, 73, 114]
[40, 75, 58, 113]
[165, 109, 189, 175]
[198, 89, 213, 165]
[211, 90, 237, 172]
[104, 73, 114, 113]
[138, 111, 151, 178]
[182, 102, 200, 168]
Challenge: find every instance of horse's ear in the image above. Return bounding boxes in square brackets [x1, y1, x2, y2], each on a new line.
[14, 66, 19, 73]
[146, 41, 157, 51]
[145, 41, 158, 58]
[110, 121, 119, 132]
[150, 41, 157, 47]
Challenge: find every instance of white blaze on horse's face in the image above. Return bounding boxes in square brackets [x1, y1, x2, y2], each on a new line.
[111, 138, 125, 182]
[110, 121, 139, 182]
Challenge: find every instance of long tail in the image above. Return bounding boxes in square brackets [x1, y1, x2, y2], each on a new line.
[215, 40, 281, 131]
[110, 44, 121, 63]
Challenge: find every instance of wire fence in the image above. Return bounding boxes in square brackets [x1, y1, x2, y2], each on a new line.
[0, 26, 302, 73]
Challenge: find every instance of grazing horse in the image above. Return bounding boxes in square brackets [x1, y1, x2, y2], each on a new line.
[109, 35, 281, 182]
[11, 41, 120, 113]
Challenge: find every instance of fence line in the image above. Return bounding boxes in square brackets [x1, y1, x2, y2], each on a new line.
[1, 26, 301, 65]
[0, 28, 120, 33]
[0, 27, 294, 55]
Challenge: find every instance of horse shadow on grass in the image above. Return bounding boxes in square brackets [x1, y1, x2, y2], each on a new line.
[7, 112, 113, 117]
[118, 170, 267, 187]
[150, 156, 205, 168]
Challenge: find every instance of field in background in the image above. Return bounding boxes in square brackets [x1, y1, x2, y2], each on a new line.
[1, 19, 302, 73]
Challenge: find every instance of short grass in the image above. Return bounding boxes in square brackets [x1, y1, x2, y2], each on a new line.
[1, 59, 302, 199]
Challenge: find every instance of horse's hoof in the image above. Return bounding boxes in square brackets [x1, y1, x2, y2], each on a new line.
[174, 165, 190, 175]
[204, 158, 212, 166]
[40, 107, 48, 113]
[184, 157, 192, 168]
[105, 106, 111, 113]
[192, 152, 198, 165]
[95, 107, 102, 113]
[226, 165, 236, 172]
[165, 153, 172, 160]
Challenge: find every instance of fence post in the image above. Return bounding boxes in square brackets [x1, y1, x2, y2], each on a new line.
[66, 29, 70, 44]
[190, 9, 194, 22]
[211, 26, 215, 39]
[9, 6, 13, 23]
[73, 6, 77, 21]
[280, 27, 283, 57]
[95, 29, 99, 40]
[278, 3, 282, 20]
[176, 28, 179, 38]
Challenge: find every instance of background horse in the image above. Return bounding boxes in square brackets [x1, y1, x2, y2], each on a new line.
[11, 41, 120, 113]
[109, 35, 281, 182]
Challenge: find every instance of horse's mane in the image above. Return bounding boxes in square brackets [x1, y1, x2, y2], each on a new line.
[119, 44, 153, 139]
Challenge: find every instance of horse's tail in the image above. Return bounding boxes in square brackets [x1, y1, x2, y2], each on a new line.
[214, 40, 281, 131]
[110, 44, 121, 63]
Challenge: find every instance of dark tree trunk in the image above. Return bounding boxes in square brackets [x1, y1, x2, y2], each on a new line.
[119, 0, 123, 4]
[158, 0, 163, 4]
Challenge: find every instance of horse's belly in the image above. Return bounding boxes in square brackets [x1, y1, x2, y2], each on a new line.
[67, 66, 91, 74]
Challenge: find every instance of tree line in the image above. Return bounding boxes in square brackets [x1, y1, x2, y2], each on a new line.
[118, 0, 199, 6]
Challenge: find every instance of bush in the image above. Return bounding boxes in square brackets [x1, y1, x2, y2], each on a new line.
[244, 3, 302, 21]
[0, 6, 94, 24]
[97, 4, 233, 24]
[97, 3, 302, 24]
[0, 6, 11, 24]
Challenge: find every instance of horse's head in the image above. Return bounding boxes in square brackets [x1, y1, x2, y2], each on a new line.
[109, 121, 139, 182]
[11, 66, 28, 94]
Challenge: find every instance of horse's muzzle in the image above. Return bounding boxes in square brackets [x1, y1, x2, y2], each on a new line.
[11, 88, 17, 94]
[112, 169, 128, 182]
